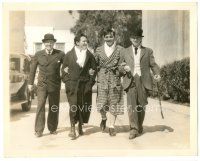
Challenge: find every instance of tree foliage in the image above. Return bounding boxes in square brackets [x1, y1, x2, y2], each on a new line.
[70, 10, 142, 50]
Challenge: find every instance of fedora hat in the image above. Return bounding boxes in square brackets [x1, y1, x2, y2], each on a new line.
[42, 33, 57, 42]
[130, 28, 144, 37]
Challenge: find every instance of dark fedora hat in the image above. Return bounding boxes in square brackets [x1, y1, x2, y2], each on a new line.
[42, 33, 57, 42]
[130, 28, 144, 37]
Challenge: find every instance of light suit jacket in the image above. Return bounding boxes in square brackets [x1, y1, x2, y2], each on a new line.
[119, 45, 160, 91]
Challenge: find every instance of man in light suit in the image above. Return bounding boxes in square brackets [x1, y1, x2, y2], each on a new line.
[28, 33, 65, 137]
[119, 28, 161, 139]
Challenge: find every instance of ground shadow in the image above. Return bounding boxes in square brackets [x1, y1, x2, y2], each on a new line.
[38, 124, 174, 138]
[42, 127, 71, 136]
[143, 125, 174, 133]
[82, 125, 102, 135]
[115, 124, 174, 134]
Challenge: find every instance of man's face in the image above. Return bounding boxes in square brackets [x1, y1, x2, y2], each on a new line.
[130, 36, 142, 47]
[44, 40, 55, 51]
[77, 36, 88, 50]
[104, 32, 115, 47]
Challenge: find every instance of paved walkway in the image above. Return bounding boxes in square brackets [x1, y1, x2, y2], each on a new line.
[6, 92, 191, 157]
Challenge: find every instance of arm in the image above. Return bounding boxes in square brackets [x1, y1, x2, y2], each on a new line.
[89, 54, 97, 86]
[149, 49, 160, 75]
[60, 51, 65, 76]
[118, 49, 127, 76]
[149, 49, 161, 82]
[28, 54, 38, 85]
[61, 53, 69, 83]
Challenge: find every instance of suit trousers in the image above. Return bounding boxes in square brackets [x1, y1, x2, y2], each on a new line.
[69, 82, 84, 125]
[127, 74, 148, 132]
[35, 89, 60, 133]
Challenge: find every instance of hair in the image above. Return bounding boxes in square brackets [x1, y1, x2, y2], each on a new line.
[103, 28, 115, 37]
[74, 33, 87, 46]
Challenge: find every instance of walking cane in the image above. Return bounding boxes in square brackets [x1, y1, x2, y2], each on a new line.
[156, 82, 164, 119]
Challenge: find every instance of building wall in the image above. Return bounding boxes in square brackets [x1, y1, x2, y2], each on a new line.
[24, 11, 76, 55]
[142, 10, 189, 66]
[9, 11, 25, 54]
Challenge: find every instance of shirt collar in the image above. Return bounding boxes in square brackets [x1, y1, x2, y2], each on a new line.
[104, 42, 116, 50]
[46, 49, 54, 55]
[132, 45, 141, 49]
[75, 46, 87, 53]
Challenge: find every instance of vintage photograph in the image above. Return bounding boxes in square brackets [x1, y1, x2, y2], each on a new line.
[3, 2, 197, 157]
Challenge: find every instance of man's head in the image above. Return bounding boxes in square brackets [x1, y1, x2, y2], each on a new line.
[42, 33, 56, 51]
[74, 33, 88, 50]
[129, 28, 144, 48]
[103, 28, 116, 47]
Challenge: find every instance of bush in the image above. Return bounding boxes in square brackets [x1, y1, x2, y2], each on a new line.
[151, 57, 190, 103]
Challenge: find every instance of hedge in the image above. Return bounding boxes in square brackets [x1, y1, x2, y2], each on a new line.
[151, 57, 190, 103]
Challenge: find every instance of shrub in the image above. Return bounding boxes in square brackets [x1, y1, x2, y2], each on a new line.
[151, 57, 190, 103]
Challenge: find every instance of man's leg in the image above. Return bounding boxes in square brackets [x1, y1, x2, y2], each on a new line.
[47, 90, 60, 133]
[137, 105, 145, 133]
[134, 74, 148, 134]
[35, 90, 48, 136]
[127, 87, 139, 131]
[97, 87, 108, 131]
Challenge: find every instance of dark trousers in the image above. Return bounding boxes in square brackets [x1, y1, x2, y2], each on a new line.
[127, 74, 148, 132]
[35, 90, 60, 133]
[69, 82, 91, 125]
[69, 82, 85, 125]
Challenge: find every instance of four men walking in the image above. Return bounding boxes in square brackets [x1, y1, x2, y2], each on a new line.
[28, 27, 160, 140]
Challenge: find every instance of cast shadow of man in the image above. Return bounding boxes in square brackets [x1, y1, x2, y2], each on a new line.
[116, 124, 174, 135]
[42, 124, 174, 136]
[76, 124, 174, 136]
[42, 125, 102, 136]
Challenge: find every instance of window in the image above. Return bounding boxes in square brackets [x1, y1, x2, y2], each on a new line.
[55, 43, 65, 52]
[34, 43, 42, 53]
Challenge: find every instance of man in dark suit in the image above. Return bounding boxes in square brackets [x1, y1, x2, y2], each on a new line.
[62, 33, 96, 140]
[28, 33, 65, 137]
[119, 28, 161, 139]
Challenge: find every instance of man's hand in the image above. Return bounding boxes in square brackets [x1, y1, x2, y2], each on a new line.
[124, 65, 131, 72]
[154, 75, 161, 82]
[89, 68, 95, 76]
[64, 67, 69, 74]
[28, 85, 33, 91]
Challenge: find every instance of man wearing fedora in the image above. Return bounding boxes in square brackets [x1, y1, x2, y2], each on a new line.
[119, 28, 161, 139]
[28, 33, 65, 137]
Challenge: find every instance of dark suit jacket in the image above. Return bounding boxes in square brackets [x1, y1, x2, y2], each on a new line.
[119, 45, 160, 91]
[28, 49, 65, 92]
[61, 47, 97, 106]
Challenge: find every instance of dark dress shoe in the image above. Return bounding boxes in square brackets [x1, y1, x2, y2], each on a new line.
[68, 126, 76, 140]
[108, 128, 116, 136]
[129, 129, 138, 140]
[35, 132, 42, 137]
[100, 119, 107, 132]
[50, 131, 57, 135]
[138, 126, 143, 134]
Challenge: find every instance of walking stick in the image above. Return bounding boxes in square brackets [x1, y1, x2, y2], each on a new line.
[156, 82, 164, 119]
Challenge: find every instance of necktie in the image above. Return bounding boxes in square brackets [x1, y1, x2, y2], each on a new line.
[135, 47, 138, 55]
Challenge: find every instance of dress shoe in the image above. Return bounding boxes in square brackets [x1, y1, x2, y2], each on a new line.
[78, 123, 84, 136]
[68, 126, 76, 140]
[100, 119, 107, 132]
[108, 128, 116, 136]
[138, 126, 143, 134]
[35, 132, 42, 137]
[129, 129, 138, 140]
[50, 131, 57, 135]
